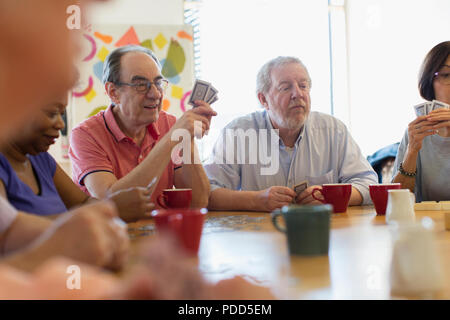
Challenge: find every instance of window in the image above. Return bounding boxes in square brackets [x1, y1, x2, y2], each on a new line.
[190, 0, 332, 160]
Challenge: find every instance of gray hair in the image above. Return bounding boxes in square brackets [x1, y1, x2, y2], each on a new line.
[256, 56, 311, 95]
[102, 45, 161, 85]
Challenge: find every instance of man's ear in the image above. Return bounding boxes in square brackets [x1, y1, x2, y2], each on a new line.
[105, 82, 120, 105]
[257, 92, 269, 110]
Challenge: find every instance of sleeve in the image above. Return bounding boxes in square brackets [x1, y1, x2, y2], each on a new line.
[391, 129, 423, 199]
[203, 128, 242, 191]
[337, 127, 379, 205]
[69, 126, 114, 186]
[0, 196, 17, 234]
[391, 130, 408, 181]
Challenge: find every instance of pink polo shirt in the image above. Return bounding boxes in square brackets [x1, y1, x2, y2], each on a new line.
[69, 105, 179, 205]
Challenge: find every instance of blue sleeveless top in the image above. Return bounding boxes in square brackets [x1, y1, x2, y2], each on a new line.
[0, 152, 67, 216]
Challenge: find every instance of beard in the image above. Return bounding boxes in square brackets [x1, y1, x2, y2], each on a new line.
[268, 108, 306, 131]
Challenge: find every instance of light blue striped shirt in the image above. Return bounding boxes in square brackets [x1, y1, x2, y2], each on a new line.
[204, 110, 378, 205]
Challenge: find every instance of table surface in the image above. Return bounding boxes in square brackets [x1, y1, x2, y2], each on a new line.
[127, 206, 450, 299]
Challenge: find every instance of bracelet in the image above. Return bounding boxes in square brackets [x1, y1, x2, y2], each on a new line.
[398, 162, 416, 177]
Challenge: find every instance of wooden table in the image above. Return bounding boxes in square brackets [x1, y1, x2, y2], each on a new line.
[127, 206, 450, 299]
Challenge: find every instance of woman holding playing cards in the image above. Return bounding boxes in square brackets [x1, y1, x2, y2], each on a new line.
[392, 41, 450, 201]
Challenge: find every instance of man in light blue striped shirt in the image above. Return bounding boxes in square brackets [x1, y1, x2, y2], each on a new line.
[204, 56, 377, 212]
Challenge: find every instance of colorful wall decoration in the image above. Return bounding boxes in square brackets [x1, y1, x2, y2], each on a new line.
[70, 24, 194, 127]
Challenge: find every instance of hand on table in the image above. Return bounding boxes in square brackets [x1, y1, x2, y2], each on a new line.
[255, 186, 296, 212]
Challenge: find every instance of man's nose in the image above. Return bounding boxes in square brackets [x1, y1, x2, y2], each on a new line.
[146, 83, 161, 99]
[292, 83, 305, 99]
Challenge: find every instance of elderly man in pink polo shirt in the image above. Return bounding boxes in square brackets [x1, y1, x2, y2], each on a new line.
[69, 45, 216, 208]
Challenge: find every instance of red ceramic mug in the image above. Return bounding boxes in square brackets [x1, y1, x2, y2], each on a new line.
[151, 208, 207, 256]
[312, 184, 352, 213]
[369, 183, 402, 215]
[157, 188, 192, 209]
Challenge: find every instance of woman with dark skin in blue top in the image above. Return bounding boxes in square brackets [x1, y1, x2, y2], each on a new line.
[0, 94, 154, 222]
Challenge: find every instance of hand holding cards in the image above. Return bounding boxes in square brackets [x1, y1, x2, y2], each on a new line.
[293, 180, 308, 203]
[414, 100, 449, 117]
[188, 79, 219, 107]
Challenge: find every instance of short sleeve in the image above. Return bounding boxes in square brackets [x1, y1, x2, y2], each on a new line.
[69, 126, 114, 186]
[392, 130, 408, 181]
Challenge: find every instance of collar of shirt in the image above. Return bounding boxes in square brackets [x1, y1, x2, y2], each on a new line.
[104, 104, 161, 142]
[263, 110, 305, 149]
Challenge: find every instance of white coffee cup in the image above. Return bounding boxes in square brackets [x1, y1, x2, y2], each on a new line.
[385, 189, 416, 224]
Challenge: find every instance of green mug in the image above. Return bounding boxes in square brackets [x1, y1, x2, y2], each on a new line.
[272, 204, 332, 256]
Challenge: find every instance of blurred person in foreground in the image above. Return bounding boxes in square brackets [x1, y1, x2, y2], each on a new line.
[0, 0, 129, 272]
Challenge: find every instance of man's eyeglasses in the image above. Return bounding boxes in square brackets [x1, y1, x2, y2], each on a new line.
[116, 78, 169, 93]
[434, 67, 450, 85]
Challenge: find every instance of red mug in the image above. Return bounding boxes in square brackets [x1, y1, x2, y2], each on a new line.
[312, 184, 352, 213]
[369, 183, 402, 215]
[151, 208, 207, 256]
[157, 188, 192, 209]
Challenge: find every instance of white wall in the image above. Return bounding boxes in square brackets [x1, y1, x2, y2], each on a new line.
[345, 0, 450, 156]
[86, 0, 184, 25]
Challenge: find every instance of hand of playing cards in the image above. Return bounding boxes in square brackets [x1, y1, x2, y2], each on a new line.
[188, 79, 219, 107]
[293, 180, 308, 203]
[414, 100, 449, 117]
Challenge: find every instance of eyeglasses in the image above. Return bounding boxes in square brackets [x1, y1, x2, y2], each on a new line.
[434, 68, 450, 85]
[116, 78, 169, 93]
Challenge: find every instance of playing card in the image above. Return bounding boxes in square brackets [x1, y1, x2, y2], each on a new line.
[413, 102, 426, 117]
[432, 99, 450, 111]
[208, 95, 218, 105]
[205, 85, 218, 104]
[426, 102, 433, 115]
[188, 79, 211, 106]
[293, 180, 308, 202]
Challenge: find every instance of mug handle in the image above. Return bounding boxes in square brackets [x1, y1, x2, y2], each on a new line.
[157, 194, 168, 208]
[271, 209, 286, 233]
[311, 187, 326, 203]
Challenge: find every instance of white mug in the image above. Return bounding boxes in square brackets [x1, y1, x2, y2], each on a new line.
[385, 189, 415, 224]
[390, 217, 443, 297]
